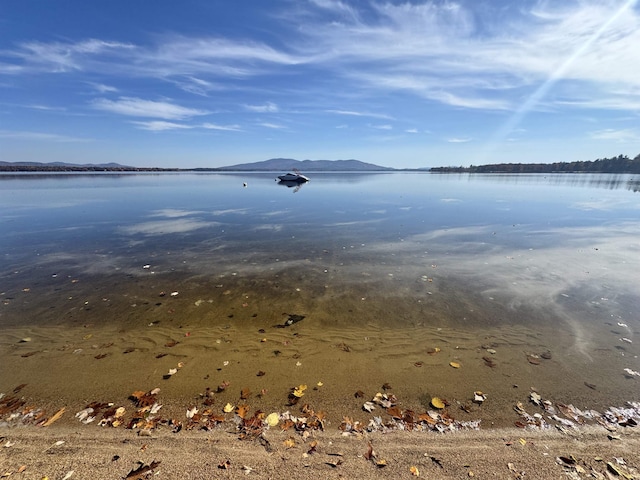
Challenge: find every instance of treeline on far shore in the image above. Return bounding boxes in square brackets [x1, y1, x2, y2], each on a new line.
[431, 154, 640, 174]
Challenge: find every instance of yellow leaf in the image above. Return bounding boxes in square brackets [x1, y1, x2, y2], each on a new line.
[293, 384, 307, 397]
[431, 397, 445, 409]
[519, 438, 527, 446]
[410, 465, 420, 476]
[223, 403, 234, 413]
[265, 412, 279, 427]
[449, 361, 461, 368]
[283, 437, 295, 449]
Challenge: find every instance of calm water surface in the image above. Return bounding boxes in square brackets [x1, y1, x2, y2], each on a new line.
[1, 172, 639, 426]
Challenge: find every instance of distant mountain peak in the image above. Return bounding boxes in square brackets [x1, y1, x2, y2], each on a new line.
[219, 158, 393, 171]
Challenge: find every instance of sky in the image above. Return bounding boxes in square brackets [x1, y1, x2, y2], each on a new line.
[1, 0, 640, 169]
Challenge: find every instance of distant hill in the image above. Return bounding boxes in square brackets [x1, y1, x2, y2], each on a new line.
[218, 158, 393, 171]
[0, 161, 136, 170]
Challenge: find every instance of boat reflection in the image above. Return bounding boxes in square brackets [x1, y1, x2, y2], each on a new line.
[277, 179, 307, 192]
[278, 180, 304, 193]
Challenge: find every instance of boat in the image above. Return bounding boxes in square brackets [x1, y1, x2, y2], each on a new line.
[277, 172, 309, 183]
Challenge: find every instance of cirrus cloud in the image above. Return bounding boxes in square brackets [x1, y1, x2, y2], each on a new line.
[91, 97, 209, 120]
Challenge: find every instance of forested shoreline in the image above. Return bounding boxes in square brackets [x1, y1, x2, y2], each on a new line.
[431, 154, 640, 173]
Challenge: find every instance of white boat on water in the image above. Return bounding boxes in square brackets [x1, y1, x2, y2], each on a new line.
[277, 172, 309, 183]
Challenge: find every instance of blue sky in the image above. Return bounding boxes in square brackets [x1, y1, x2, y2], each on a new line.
[1, 0, 639, 169]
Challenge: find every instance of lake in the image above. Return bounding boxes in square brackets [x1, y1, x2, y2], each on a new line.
[1, 172, 639, 429]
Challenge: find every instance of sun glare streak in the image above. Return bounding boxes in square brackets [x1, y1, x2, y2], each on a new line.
[480, 0, 638, 162]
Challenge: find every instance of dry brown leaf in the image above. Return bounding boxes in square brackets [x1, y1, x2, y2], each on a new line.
[42, 407, 65, 427]
[235, 404, 249, 419]
[125, 460, 161, 479]
[386, 406, 402, 419]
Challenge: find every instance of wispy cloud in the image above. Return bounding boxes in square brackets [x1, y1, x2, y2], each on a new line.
[202, 122, 242, 131]
[447, 137, 472, 143]
[244, 102, 279, 113]
[326, 109, 393, 120]
[296, 0, 640, 112]
[132, 120, 242, 132]
[590, 128, 640, 142]
[7, 39, 134, 73]
[132, 121, 193, 131]
[258, 122, 286, 129]
[25, 104, 66, 112]
[91, 97, 209, 120]
[0, 130, 91, 142]
[88, 82, 118, 93]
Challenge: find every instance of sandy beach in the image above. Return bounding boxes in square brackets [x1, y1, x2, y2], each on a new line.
[1, 422, 639, 479]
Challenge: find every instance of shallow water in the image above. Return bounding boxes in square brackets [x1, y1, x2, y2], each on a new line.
[1, 172, 639, 427]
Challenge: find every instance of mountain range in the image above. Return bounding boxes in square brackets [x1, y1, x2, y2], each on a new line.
[217, 158, 392, 171]
[0, 159, 393, 171]
[0, 161, 134, 169]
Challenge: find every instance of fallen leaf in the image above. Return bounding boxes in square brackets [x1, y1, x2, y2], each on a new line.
[235, 404, 249, 419]
[431, 397, 445, 409]
[449, 361, 461, 369]
[363, 401, 376, 413]
[307, 440, 318, 455]
[240, 387, 251, 400]
[386, 406, 402, 419]
[223, 403, 234, 413]
[42, 407, 66, 427]
[410, 466, 420, 476]
[283, 437, 295, 449]
[482, 356, 496, 368]
[218, 459, 231, 469]
[364, 443, 374, 461]
[125, 460, 161, 479]
[265, 412, 279, 427]
[292, 384, 307, 398]
[526, 354, 540, 365]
